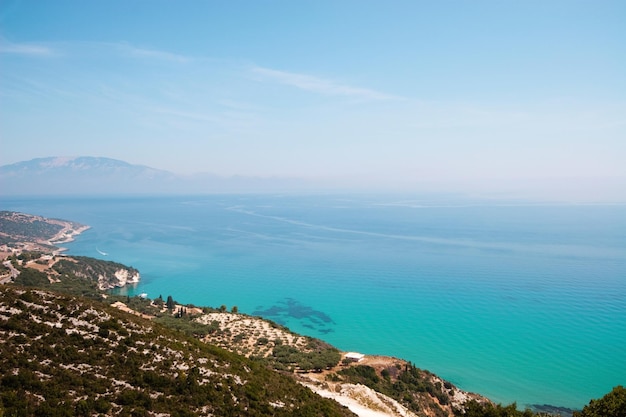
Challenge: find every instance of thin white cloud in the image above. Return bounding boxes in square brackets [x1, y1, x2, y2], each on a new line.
[1, 39, 191, 62]
[152, 107, 218, 123]
[0, 40, 55, 57]
[252, 66, 398, 100]
[115, 42, 191, 63]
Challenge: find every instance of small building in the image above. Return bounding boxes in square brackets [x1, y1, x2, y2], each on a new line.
[344, 352, 365, 363]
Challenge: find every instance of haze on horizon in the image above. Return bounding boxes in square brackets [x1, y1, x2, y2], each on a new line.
[1, 1, 625, 201]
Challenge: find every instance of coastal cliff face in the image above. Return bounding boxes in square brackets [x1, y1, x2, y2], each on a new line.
[110, 268, 141, 289]
[0, 210, 88, 252]
[0, 212, 139, 292]
[52, 257, 141, 291]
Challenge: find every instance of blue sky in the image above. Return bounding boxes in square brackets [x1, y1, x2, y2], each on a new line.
[1, 1, 625, 199]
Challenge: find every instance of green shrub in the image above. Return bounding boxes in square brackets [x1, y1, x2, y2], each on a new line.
[574, 386, 626, 417]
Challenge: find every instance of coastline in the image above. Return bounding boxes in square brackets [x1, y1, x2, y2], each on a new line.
[195, 311, 490, 417]
[48, 224, 90, 254]
[3, 200, 621, 412]
[0, 212, 91, 257]
[48, 223, 91, 245]
[299, 354, 488, 417]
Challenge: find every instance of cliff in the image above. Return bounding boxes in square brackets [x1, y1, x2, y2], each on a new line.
[0, 211, 139, 291]
[53, 256, 140, 290]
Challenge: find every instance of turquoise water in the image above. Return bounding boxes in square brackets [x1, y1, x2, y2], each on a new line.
[3, 194, 625, 409]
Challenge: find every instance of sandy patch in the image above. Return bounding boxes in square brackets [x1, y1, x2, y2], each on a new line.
[300, 380, 418, 417]
[111, 302, 154, 320]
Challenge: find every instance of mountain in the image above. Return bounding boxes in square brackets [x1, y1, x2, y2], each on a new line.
[0, 156, 312, 195]
[0, 157, 182, 195]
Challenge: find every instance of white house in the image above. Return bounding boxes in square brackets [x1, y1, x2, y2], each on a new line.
[344, 352, 365, 362]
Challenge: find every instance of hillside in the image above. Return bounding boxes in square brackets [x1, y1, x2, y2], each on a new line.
[97, 294, 492, 417]
[0, 286, 356, 416]
[0, 210, 88, 250]
[1, 211, 139, 291]
[194, 311, 487, 417]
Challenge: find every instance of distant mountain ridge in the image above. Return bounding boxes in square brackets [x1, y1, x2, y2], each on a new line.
[0, 157, 178, 195]
[2, 156, 169, 175]
[0, 156, 308, 195]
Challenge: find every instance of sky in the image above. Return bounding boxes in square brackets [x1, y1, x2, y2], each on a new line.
[1, 0, 625, 200]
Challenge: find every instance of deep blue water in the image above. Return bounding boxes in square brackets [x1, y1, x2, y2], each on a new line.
[3, 194, 625, 409]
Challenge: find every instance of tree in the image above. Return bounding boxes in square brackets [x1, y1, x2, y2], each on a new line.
[154, 295, 164, 308]
[231, 306, 238, 313]
[458, 401, 534, 417]
[166, 295, 175, 310]
[574, 386, 626, 417]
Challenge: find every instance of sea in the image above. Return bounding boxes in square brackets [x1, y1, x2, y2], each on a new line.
[3, 194, 625, 411]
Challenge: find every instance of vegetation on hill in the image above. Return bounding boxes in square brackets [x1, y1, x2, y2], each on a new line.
[333, 363, 454, 416]
[328, 362, 508, 417]
[573, 386, 626, 417]
[0, 211, 66, 244]
[270, 338, 341, 373]
[102, 294, 344, 374]
[7, 251, 139, 294]
[457, 386, 626, 417]
[0, 286, 357, 417]
[459, 401, 548, 417]
[53, 255, 140, 290]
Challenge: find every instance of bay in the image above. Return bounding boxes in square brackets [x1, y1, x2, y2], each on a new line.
[3, 194, 625, 410]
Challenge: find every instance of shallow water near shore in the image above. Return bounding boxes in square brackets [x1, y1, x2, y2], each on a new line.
[3, 194, 625, 409]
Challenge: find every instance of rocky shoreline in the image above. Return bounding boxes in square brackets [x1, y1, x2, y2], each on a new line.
[0, 210, 89, 255]
[49, 223, 91, 253]
[1, 211, 139, 290]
